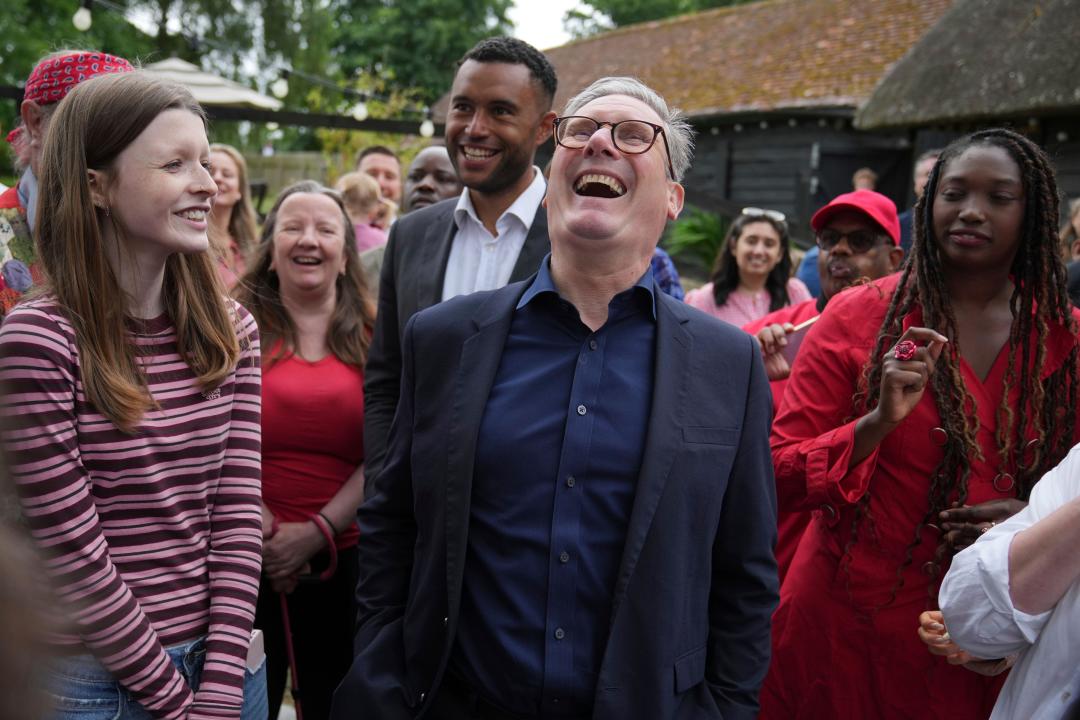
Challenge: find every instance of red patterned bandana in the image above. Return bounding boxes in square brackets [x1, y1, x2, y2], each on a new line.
[6, 51, 134, 144]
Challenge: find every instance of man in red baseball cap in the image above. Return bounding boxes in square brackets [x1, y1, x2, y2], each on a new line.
[1, 49, 133, 314]
[743, 188, 903, 581]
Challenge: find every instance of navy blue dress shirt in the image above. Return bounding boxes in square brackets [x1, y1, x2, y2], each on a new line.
[451, 258, 657, 717]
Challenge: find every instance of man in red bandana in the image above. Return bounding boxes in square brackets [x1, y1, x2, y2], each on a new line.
[1, 50, 133, 315]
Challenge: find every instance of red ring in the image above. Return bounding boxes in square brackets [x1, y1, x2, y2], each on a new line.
[893, 340, 918, 361]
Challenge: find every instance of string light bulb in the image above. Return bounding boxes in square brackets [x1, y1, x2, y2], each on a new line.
[271, 76, 289, 99]
[73, 2, 93, 31]
[419, 109, 435, 138]
[350, 101, 369, 122]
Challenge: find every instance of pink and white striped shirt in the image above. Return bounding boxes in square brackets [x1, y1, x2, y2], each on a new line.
[0, 297, 262, 720]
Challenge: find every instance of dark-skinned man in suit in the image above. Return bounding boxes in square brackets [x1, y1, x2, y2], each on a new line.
[362, 37, 557, 493]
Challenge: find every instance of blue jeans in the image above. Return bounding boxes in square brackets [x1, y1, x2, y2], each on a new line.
[46, 637, 268, 720]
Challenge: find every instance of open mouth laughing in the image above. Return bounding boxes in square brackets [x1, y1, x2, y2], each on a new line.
[574, 173, 626, 199]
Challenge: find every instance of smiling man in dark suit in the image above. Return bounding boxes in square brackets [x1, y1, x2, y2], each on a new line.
[362, 37, 556, 490]
[333, 77, 778, 720]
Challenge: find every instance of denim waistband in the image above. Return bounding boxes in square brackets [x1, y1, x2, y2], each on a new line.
[48, 636, 207, 683]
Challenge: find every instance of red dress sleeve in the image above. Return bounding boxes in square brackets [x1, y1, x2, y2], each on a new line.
[770, 284, 889, 513]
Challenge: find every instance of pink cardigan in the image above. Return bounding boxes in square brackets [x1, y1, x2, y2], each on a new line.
[685, 278, 812, 327]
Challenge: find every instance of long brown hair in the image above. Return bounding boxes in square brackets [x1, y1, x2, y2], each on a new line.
[234, 180, 375, 367]
[209, 143, 259, 260]
[34, 72, 241, 432]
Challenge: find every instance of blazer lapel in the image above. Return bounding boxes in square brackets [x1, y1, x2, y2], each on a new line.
[416, 207, 456, 309]
[509, 206, 550, 282]
[444, 282, 531, 619]
[609, 295, 692, 623]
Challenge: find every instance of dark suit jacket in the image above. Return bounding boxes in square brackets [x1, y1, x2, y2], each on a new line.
[362, 197, 550, 490]
[333, 279, 779, 720]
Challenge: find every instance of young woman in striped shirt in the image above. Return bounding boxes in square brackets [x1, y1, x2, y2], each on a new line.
[0, 72, 265, 719]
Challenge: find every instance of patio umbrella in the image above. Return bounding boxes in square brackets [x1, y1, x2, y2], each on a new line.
[142, 57, 282, 110]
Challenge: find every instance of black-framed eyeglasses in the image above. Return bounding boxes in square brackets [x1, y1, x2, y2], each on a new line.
[815, 228, 889, 255]
[553, 115, 675, 179]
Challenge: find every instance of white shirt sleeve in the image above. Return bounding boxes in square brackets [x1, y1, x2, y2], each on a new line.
[939, 446, 1080, 659]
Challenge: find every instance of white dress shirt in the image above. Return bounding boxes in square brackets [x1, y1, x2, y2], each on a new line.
[940, 443, 1080, 720]
[441, 167, 546, 301]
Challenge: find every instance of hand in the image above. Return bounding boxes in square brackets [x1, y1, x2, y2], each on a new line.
[917, 610, 1016, 677]
[917, 610, 972, 664]
[962, 655, 1016, 677]
[939, 498, 1027, 551]
[261, 509, 276, 540]
[756, 323, 794, 381]
[262, 521, 325, 580]
[875, 327, 948, 426]
[270, 570, 304, 594]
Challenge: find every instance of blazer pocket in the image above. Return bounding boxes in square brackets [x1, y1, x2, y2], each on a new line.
[673, 645, 707, 693]
[682, 426, 739, 446]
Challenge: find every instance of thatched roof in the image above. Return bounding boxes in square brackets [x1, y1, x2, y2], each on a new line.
[856, 0, 1080, 129]
[437, 0, 950, 121]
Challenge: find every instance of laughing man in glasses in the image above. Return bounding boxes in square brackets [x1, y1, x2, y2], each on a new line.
[335, 77, 778, 720]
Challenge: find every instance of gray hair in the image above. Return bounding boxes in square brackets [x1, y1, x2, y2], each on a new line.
[562, 76, 695, 182]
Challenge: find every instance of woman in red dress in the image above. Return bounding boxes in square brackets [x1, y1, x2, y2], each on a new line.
[761, 128, 1080, 719]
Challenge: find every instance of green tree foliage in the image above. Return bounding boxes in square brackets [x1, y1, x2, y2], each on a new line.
[0, 0, 154, 89]
[566, 0, 758, 38]
[333, 0, 513, 105]
[0, 0, 336, 164]
[313, 70, 431, 185]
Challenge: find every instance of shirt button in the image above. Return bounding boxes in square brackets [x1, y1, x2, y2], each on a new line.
[559, 551, 570, 563]
[588, 339, 598, 350]
[419, 691, 426, 703]
[443, 616, 448, 628]
[577, 404, 587, 416]
[566, 476, 576, 488]
[554, 628, 565, 640]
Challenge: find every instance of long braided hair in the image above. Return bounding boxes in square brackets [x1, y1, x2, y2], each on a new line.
[847, 128, 1078, 605]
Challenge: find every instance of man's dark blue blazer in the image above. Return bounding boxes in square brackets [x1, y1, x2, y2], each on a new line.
[332, 274, 779, 720]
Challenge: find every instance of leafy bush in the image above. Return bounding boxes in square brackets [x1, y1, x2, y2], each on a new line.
[663, 207, 729, 275]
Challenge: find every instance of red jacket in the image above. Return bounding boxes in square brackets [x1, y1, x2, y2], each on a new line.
[742, 298, 820, 582]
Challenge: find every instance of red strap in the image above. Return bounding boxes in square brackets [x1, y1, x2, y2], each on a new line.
[309, 514, 338, 582]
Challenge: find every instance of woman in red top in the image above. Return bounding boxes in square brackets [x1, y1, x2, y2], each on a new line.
[235, 180, 375, 720]
[761, 128, 1080, 719]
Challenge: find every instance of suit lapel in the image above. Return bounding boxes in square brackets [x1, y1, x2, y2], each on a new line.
[444, 282, 529, 619]
[509, 206, 550, 282]
[416, 207, 456, 309]
[609, 295, 692, 623]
